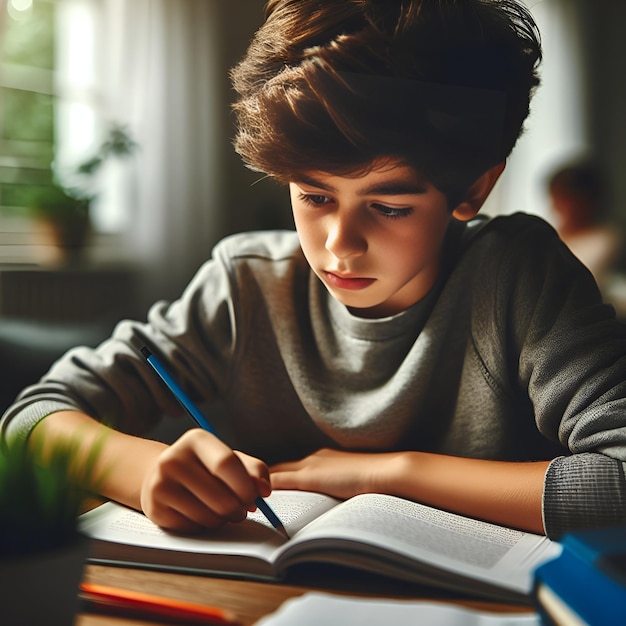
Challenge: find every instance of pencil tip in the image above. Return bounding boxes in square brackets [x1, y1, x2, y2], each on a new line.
[277, 525, 290, 540]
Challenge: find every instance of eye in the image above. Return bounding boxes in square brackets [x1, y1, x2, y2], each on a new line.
[372, 203, 414, 219]
[298, 193, 331, 207]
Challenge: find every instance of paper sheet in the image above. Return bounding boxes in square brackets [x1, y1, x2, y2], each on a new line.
[255, 593, 540, 626]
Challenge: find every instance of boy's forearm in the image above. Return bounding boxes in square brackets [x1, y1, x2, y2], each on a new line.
[270, 448, 549, 535]
[30, 410, 166, 511]
[383, 451, 549, 534]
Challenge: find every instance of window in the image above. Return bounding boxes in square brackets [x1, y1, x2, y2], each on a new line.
[0, 0, 128, 264]
[1, 0, 56, 253]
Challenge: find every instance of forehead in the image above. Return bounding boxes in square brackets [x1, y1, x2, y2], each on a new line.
[293, 158, 430, 190]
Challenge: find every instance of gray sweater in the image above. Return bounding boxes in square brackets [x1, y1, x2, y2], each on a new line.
[3, 213, 626, 539]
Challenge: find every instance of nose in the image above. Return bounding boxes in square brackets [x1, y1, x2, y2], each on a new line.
[325, 209, 368, 259]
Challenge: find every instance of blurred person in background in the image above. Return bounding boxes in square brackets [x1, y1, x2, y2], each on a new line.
[547, 160, 624, 312]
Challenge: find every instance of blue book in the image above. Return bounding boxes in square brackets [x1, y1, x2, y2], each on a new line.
[561, 527, 626, 588]
[533, 527, 626, 625]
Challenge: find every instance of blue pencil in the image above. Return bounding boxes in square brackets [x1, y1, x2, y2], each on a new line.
[140, 346, 288, 539]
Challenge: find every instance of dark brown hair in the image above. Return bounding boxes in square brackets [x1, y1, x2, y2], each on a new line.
[231, 0, 541, 202]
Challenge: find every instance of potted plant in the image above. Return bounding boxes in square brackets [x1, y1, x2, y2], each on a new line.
[29, 182, 92, 257]
[0, 436, 103, 625]
[29, 123, 137, 263]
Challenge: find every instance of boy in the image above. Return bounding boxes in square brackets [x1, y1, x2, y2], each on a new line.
[2, 0, 626, 540]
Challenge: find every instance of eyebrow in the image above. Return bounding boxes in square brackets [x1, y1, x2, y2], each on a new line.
[295, 174, 428, 196]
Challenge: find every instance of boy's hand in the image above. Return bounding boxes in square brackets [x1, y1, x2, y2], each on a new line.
[270, 448, 397, 500]
[140, 428, 271, 532]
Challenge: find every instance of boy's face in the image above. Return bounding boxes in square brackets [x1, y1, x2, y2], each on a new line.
[290, 160, 454, 318]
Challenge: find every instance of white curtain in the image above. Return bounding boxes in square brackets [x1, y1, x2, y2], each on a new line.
[98, 0, 222, 305]
[483, 0, 591, 220]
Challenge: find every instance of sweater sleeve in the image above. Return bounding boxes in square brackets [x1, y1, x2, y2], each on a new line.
[0, 243, 241, 443]
[543, 454, 626, 538]
[496, 216, 626, 538]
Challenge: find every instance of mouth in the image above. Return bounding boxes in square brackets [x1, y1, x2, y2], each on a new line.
[323, 271, 376, 291]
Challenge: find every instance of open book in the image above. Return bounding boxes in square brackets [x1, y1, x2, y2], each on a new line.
[79, 491, 561, 603]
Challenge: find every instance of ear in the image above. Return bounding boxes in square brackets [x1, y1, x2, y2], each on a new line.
[451, 162, 506, 222]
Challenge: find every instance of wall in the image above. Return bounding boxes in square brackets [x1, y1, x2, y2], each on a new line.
[211, 1, 293, 243]
[586, 1, 626, 242]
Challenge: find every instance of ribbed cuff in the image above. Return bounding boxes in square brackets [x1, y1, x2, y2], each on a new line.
[1, 400, 81, 443]
[543, 453, 626, 539]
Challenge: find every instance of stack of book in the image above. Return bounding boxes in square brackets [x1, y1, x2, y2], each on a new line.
[533, 527, 626, 625]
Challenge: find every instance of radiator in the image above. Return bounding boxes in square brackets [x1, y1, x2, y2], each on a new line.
[0, 267, 136, 322]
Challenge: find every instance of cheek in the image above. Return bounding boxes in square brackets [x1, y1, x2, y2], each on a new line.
[393, 220, 448, 267]
[291, 206, 307, 231]
[391, 224, 429, 250]
[293, 211, 321, 256]
[293, 208, 309, 234]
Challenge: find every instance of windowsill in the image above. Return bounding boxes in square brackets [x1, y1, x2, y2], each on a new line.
[0, 215, 138, 268]
[0, 216, 143, 322]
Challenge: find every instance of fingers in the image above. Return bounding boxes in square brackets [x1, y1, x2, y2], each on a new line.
[269, 448, 378, 499]
[236, 450, 272, 500]
[270, 457, 314, 491]
[140, 429, 270, 532]
[143, 498, 224, 534]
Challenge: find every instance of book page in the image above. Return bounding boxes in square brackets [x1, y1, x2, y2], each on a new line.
[283, 493, 561, 594]
[80, 490, 340, 562]
[248, 490, 341, 535]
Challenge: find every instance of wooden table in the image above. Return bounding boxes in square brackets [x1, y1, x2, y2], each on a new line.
[76, 563, 534, 625]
